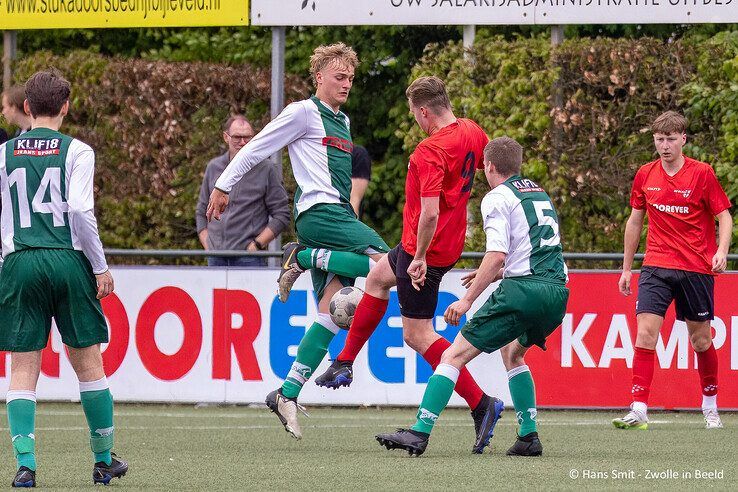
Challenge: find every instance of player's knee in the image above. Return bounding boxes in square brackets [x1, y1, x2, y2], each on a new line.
[689, 332, 712, 352]
[366, 268, 392, 293]
[439, 348, 461, 367]
[635, 331, 658, 350]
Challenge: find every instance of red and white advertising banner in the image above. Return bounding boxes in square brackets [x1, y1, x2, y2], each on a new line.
[0, 268, 735, 409]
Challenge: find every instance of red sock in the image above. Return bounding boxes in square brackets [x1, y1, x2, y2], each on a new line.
[632, 346, 656, 404]
[337, 293, 388, 362]
[696, 344, 718, 396]
[424, 337, 484, 410]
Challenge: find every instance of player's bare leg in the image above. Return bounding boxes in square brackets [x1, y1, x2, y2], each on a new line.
[686, 319, 722, 429]
[613, 313, 662, 430]
[68, 345, 128, 484]
[315, 254, 394, 388]
[501, 341, 542, 456]
[7, 351, 42, 487]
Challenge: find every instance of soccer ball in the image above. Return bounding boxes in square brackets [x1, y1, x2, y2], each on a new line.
[329, 286, 364, 330]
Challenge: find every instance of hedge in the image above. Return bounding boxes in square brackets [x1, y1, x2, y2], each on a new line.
[11, 52, 309, 260]
[393, 32, 738, 258]
[6, 32, 737, 261]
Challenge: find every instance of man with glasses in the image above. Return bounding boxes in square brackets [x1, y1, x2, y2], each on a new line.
[196, 115, 290, 266]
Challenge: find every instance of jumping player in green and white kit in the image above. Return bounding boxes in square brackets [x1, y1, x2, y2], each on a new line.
[207, 44, 389, 440]
[376, 137, 569, 457]
[0, 70, 127, 486]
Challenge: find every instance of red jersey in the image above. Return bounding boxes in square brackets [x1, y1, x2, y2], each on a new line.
[401, 118, 488, 267]
[630, 156, 731, 275]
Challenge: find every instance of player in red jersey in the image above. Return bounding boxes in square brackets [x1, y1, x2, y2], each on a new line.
[314, 76, 500, 452]
[613, 111, 732, 430]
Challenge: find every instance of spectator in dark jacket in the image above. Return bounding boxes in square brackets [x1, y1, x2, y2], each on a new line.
[196, 115, 290, 267]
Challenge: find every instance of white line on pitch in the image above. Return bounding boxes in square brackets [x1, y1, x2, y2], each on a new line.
[0, 420, 706, 432]
[5, 409, 709, 425]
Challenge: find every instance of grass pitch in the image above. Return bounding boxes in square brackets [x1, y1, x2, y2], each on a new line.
[0, 403, 735, 490]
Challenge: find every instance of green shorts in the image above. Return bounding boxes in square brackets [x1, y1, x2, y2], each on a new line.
[296, 203, 389, 299]
[0, 249, 108, 352]
[461, 276, 569, 353]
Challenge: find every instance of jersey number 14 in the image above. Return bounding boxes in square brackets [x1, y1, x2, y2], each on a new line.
[8, 167, 68, 228]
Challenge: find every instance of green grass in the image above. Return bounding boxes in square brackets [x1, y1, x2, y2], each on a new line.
[0, 403, 735, 490]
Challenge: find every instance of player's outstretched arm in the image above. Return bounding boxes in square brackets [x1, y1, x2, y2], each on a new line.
[712, 209, 732, 273]
[213, 102, 307, 196]
[619, 208, 645, 296]
[445, 251, 505, 326]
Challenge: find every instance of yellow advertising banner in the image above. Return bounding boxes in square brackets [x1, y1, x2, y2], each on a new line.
[0, 0, 248, 29]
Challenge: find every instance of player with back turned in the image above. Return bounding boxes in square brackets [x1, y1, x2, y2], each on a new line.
[0, 69, 127, 487]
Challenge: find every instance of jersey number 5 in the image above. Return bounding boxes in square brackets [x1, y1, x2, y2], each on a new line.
[8, 167, 68, 228]
[533, 201, 560, 247]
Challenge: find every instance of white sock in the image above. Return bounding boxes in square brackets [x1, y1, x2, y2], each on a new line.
[79, 377, 109, 393]
[435, 363, 460, 384]
[632, 401, 647, 416]
[702, 395, 717, 410]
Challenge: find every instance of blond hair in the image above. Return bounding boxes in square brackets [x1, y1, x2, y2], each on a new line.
[309, 43, 359, 84]
[484, 137, 523, 176]
[651, 111, 687, 135]
[405, 76, 451, 114]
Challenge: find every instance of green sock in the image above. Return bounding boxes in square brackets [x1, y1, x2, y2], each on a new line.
[6, 394, 37, 471]
[297, 249, 371, 278]
[80, 381, 114, 466]
[281, 316, 337, 399]
[508, 365, 538, 437]
[410, 364, 459, 435]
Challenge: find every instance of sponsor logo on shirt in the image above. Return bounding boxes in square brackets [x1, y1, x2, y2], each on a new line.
[646, 187, 661, 191]
[651, 203, 689, 214]
[322, 136, 353, 153]
[13, 138, 61, 157]
[673, 188, 692, 198]
[511, 178, 544, 193]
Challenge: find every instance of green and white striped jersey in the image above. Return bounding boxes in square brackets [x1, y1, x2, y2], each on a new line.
[482, 175, 567, 282]
[0, 128, 108, 274]
[215, 96, 353, 216]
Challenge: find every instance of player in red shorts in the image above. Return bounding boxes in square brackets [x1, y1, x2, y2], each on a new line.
[315, 76, 500, 452]
[613, 111, 732, 430]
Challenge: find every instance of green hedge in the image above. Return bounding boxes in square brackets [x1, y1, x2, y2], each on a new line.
[391, 32, 738, 259]
[8, 33, 737, 260]
[11, 51, 309, 260]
